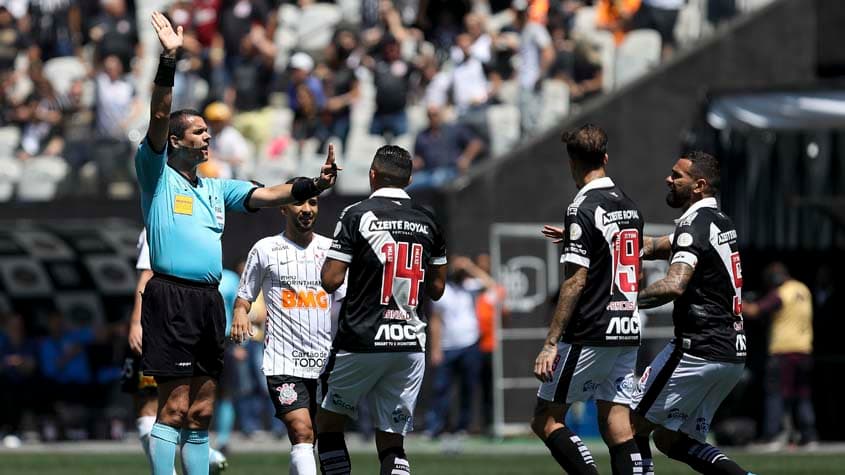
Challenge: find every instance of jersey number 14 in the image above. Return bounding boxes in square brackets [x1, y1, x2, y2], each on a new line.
[380, 242, 426, 307]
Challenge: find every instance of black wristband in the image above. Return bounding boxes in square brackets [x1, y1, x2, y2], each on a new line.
[291, 177, 321, 202]
[154, 54, 176, 87]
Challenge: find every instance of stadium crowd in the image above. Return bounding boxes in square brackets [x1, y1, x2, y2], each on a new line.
[0, 0, 746, 200]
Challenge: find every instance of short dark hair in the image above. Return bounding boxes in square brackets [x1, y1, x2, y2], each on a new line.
[682, 150, 720, 192]
[561, 123, 607, 169]
[168, 109, 203, 154]
[371, 145, 412, 187]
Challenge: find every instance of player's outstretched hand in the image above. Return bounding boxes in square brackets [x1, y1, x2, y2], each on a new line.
[128, 321, 143, 355]
[151, 11, 183, 56]
[533, 343, 558, 382]
[316, 144, 342, 191]
[541, 225, 565, 244]
[230, 312, 254, 344]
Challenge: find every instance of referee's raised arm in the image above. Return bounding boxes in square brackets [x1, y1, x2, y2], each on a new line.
[147, 11, 183, 154]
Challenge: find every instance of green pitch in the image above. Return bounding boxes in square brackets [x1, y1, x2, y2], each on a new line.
[2, 451, 844, 474]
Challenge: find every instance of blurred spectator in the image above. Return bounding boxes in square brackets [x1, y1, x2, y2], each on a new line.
[288, 52, 326, 146]
[630, 0, 683, 57]
[201, 101, 250, 179]
[426, 256, 491, 438]
[473, 253, 509, 436]
[166, 0, 210, 110]
[29, 0, 82, 60]
[408, 104, 484, 191]
[513, 0, 554, 137]
[369, 35, 412, 143]
[549, 25, 603, 102]
[61, 77, 96, 190]
[596, 0, 641, 44]
[93, 54, 141, 192]
[88, 0, 140, 73]
[450, 33, 490, 141]
[13, 74, 65, 159]
[0, 5, 32, 72]
[317, 30, 362, 152]
[744, 263, 818, 447]
[461, 12, 493, 65]
[228, 23, 276, 112]
[0, 314, 38, 441]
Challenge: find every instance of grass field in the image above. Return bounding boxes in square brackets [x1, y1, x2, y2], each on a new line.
[2, 451, 844, 474]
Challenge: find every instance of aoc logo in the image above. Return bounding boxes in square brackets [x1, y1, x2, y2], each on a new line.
[281, 289, 329, 309]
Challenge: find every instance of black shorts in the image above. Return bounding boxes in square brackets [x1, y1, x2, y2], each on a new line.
[120, 352, 158, 396]
[267, 375, 320, 419]
[141, 273, 226, 379]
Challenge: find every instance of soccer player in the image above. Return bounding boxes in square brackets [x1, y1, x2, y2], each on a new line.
[232, 178, 346, 475]
[532, 124, 643, 475]
[317, 145, 449, 475]
[631, 151, 753, 475]
[122, 230, 228, 474]
[138, 13, 339, 475]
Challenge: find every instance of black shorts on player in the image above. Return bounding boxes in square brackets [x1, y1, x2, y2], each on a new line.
[267, 375, 320, 419]
[141, 273, 227, 379]
[121, 352, 159, 396]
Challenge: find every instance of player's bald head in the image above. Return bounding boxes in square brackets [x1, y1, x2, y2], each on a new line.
[370, 145, 412, 188]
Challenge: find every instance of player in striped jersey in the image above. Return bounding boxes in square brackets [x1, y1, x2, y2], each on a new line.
[232, 179, 346, 475]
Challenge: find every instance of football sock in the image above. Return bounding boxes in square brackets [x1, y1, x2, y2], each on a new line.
[149, 423, 179, 475]
[317, 432, 351, 475]
[609, 438, 643, 475]
[635, 434, 655, 475]
[543, 426, 599, 475]
[214, 400, 235, 449]
[666, 434, 748, 475]
[180, 429, 210, 475]
[290, 443, 317, 475]
[137, 416, 156, 467]
[378, 447, 410, 475]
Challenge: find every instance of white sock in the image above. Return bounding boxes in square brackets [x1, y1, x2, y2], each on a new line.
[136, 416, 156, 464]
[290, 443, 317, 475]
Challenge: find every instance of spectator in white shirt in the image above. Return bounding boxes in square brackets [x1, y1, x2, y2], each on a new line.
[202, 102, 250, 179]
[513, 0, 553, 137]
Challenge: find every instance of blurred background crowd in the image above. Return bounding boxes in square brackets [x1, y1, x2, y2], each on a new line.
[0, 0, 749, 200]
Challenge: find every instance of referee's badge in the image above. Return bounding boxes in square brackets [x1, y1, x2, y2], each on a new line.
[174, 195, 194, 215]
[277, 383, 298, 405]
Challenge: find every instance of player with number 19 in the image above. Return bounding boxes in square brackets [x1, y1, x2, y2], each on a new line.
[533, 124, 644, 475]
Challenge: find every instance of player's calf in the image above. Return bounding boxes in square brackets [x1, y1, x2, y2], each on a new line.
[597, 401, 641, 475]
[317, 432, 351, 475]
[378, 446, 410, 475]
[654, 429, 751, 475]
[531, 400, 598, 475]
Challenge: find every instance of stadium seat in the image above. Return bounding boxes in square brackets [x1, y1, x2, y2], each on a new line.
[572, 6, 598, 40]
[16, 156, 69, 202]
[0, 155, 22, 202]
[336, 0, 362, 25]
[486, 105, 520, 157]
[0, 126, 21, 156]
[615, 29, 662, 88]
[539, 80, 571, 129]
[497, 80, 520, 106]
[586, 31, 616, 92]
[675, 0, 705, 48]
[295, 3, 342, 54]
[345, 134, 386, 163]
[43, 57, 87, 95]
[334, 156, 373, 195]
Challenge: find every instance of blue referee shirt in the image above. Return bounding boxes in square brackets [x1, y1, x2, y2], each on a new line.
[135, 139, 256, 284]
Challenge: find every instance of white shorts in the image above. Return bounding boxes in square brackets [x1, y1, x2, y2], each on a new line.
[320, 351, 425, 435]
[631, 343, 744, 442]
[537, 343, 637, 405]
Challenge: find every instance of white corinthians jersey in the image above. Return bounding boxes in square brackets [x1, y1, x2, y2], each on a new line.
[238, 233, 346, 379]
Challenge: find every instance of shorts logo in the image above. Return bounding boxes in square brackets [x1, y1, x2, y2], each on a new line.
[331, 392, 356, 412]
[639, 367, 651, 386]
[695, 417, 709, 434]
[176, 362, 191, 367]
[615, 376, 635, 393]
[392, 408, 411, 425]
[582, 380, 598, 393]
[281, 289, 329, 309]
[551, 354, 562, 372]
[276, 383, 298, 406]
[667, 408, 688, 422]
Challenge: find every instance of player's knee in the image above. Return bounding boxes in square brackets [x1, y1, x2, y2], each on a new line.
[598, 413, 634, 446]
[186, 402, 214, 429]
[287, 418, 315, 444]
[530, 401, 562, 439]
[158, 401, 189, 426]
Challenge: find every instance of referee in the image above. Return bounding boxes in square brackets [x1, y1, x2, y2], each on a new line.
[139, 12, 340, 475]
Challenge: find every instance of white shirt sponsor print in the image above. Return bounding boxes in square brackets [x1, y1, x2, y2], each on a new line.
[238, 233, 346, 379]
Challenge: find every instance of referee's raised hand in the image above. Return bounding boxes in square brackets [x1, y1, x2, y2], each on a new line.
[316, 144, 342, 191]
[151, 11, 183, 56]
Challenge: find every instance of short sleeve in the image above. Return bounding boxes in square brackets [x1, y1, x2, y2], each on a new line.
[328, 207, 360, 263]
[670, 221, 706, 269]
[562, 208, 595, 269]
[136, 230, 151, 271]
[221, 179, 258, 213]
[430, 222, 448, 266]
[237, 244, 265, 302]
[134, 138, 167, 192]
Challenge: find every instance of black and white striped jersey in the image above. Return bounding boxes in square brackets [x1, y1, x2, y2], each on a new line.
[560, 177, 644, 346]
[669, 198, 746, 363]
[327, 187, 447, 353]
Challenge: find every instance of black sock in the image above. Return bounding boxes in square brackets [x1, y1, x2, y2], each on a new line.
[609, 439, 642, 475]
[379, 447, 410, 475]
[544, 426, 599, 475]
[635, 435, 654, 475]
[317, 432, 351, 475]
[666, 434, 748, 475]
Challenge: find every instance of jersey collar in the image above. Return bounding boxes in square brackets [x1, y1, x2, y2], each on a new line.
[675, 197, 718, 223]
[575, 176, 614, 199]
[369, 187, 411, 200]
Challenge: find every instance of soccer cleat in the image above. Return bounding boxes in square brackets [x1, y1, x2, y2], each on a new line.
[209, 447, 228, 474]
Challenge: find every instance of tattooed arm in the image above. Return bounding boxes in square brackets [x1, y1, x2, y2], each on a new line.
[638, 262, 695, 309]
[533, 265, 588, 382]
[642, 235, 673, 261]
